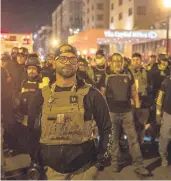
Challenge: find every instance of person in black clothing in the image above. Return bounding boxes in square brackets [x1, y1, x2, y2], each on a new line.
[1, 53, 14, 151]
[15, 55, 49, 159]
[98, 53, 149, 176]
[41, 53, 56, 84]
[77, 56, 93, 84]
[11, 47, 29, 108]
[11, 47, 19, 62]
[147, 54, 170, 125]
[156, 74, 171, 167]
[87, 49, 108, 88]
[28, 44, 113, 180]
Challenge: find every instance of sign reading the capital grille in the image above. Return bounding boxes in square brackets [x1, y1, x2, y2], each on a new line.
[104, 30, 158, 39]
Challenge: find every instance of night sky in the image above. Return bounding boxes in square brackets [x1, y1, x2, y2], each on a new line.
[1, 0, 62, 33]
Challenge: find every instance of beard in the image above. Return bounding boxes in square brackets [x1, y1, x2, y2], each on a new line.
[28, 73, 38, 80]
[56, 65, 76, 78]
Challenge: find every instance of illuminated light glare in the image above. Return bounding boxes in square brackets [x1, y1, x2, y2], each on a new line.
[163, 0, 171, 8]
[0, 34, 2, 38]
[34, 34, 37, 39]
[52, 39, 58, 46]
[82, 50, 87, 55]
[27, 36, 30, 39]
[4, 35, 7, 38]
[90, 49, 96, 54]
[104, 30, 158, 39]
[77, 51, 81, 55]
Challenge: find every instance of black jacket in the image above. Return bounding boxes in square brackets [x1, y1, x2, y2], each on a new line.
[28, 79, 113, 173]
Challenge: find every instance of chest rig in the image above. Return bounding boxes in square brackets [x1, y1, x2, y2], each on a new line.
[19, 77, 49, 126]
[131, 68, 147, 96]
[40, 83, 98, 145]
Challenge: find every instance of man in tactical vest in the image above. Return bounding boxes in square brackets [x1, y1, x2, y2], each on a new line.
[98, 53, 149, 176]
[147, 54, 170, 125]
[15, 54, 49, 158]
[28, 44, 113, 180]
[88, 49, 108, 87]
[130, 53, 149, 144]
[156, 73, 171, 167]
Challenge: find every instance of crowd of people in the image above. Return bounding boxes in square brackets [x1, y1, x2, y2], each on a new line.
[1, 44, 171, 180]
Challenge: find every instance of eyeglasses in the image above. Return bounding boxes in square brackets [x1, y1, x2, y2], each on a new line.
[56, 56, 78, 65]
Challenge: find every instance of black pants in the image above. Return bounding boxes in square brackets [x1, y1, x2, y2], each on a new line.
[110, 111, 143, 167]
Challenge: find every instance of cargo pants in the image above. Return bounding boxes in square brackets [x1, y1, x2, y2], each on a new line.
[159, 112, 171, 157]
[110, 111, 143, 167]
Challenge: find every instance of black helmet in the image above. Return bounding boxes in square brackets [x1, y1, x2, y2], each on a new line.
[55, 44, 77, 58]
[158, 53, 169, 61]
[28, 53, 39, 59]
[96, 49, 105, 57]
[18, 47, 29, 56]
[11, 47, 18, 55]
[78, 56, 88, 66]
[25, 57, 40, 68]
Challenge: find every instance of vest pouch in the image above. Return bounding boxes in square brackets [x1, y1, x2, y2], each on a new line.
[41, 105, 85, 145]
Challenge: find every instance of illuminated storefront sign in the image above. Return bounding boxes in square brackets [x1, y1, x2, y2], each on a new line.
[104, 30, 158, 39]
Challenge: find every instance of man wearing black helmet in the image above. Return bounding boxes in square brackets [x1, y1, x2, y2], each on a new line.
[147, 54, 170, 124]
[28, 44, 113, 180]
[15, 54, 49, 159]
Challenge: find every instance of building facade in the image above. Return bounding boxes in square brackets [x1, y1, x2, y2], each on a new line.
[109, 0, 167, 30]
[82, 0, 110, 30]
[52, 0, 83, 44]
[34, 26, 52, 56]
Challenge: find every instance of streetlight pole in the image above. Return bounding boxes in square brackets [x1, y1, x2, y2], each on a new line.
[166, 12, 170, 54]
[163, 0, 171, 54]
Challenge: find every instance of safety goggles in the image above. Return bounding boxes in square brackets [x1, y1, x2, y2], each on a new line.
[56, 56, 78, 65]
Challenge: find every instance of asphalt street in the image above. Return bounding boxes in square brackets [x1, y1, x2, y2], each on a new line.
[4, 142, 171, 180]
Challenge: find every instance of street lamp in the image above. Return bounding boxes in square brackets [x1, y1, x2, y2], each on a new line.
[163, 0, 171, 54]
[52, 39, 58, 46]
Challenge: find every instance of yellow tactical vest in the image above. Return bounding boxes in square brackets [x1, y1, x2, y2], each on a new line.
[40, 83, 98, 145]
[130, 67, 147, 96]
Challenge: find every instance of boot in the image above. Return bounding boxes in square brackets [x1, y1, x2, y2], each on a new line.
[134, 165, 150, 176]
[112, 163, 120, 173]
[161, 156, 168, 167]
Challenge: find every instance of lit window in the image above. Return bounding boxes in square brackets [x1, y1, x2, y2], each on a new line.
[111, 3, 114, 10]
[96, 14, 104, 21]
[137, 6, 146, 15]
[119, 0, 123, 6]
[128, 8, 132, 16]
[97, 3, 104, 10]
[118, 12, 123, 20]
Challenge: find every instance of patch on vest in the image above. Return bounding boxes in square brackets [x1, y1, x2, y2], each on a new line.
[70, 96, 78, 104]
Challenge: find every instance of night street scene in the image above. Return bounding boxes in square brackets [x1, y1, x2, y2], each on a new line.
[1, 0, 171, 180]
